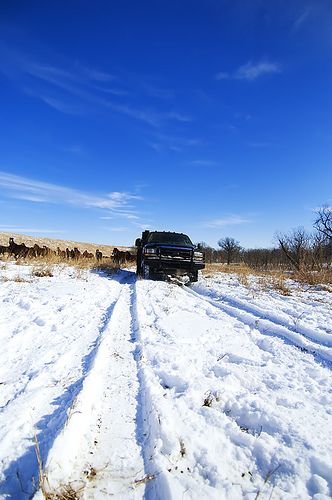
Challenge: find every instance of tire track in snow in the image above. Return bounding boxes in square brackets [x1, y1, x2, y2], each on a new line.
[129, 278, 175, 499]
[0, 273, 124, 500]
[192, 284, 332, 347]
[184, 286, 332, 366]
[132, 280, 225, 499]
[41, 274, 149, 499]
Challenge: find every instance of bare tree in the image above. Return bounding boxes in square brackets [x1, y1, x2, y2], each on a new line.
[276, 228, 311, 272]
[242, 247, 287, 270]
[218, 237, 242, 265]
[314, 205, 332, 240]
[311, 232, 327, 270]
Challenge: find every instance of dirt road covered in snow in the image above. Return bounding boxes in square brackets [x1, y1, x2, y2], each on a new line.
[0, 264, 331, 499]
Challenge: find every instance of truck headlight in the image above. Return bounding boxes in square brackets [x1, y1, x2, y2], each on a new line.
[193, 251, 204, 260]
[145, 248, 157, 254]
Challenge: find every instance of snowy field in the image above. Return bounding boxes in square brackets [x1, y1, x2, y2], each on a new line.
[0, 263, 331, 499]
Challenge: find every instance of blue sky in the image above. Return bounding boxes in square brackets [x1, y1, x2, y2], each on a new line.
[0, 0, 331, 248]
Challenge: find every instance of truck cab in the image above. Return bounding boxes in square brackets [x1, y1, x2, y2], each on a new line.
[135, 230, 205, 282]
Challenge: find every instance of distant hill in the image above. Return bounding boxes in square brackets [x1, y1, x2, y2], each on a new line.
[0, 232, 133, 257]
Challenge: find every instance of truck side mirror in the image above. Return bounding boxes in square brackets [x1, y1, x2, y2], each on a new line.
[135, 238, 142, 247]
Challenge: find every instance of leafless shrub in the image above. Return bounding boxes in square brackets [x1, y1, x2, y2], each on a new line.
[92, 260, 119, 275]
[31, 265, 54, 278]
[237, 268, 250, 287]
[270, 275, 291, 296]
[13, 275, 31, 283]
[294, 269, 332, 286]
[276, 228, 311, 272]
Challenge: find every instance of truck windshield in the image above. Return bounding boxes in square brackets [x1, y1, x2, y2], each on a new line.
[147, 232, 193, 246]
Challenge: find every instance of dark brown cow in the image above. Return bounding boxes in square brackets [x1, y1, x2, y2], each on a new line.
[26, 246, 37, 258]
[82, 250, 94, 259]
[33, 244, 43, 257]
[112, 248, 126, 265]
[57, 247, 67, 259]
[125, 251, 136, 263]
[39, 245, 54, 258]
[8, 238, 29, 259]
[96, 249, 102, 261]
[0, 245, 8, 257]
[73, 247, 81, 260]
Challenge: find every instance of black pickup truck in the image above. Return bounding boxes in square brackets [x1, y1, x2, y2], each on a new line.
[135, 230, 205, 282]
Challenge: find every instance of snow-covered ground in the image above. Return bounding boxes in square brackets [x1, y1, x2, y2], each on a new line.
[0, 263, 331, 499]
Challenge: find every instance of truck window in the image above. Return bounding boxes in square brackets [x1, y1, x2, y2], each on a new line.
[147, 232, 193, 246]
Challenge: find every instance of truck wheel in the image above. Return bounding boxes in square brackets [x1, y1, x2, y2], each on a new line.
[142, 263, 150, 279]
[190, 271, 198, 282]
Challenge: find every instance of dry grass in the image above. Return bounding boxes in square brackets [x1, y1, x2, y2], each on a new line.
[269, 275, 291, 296]
[133, 474, 155, 487]
[0, 274, 32, 283]
[34, 435, 83, 499]
[203, 263, 292, 295]
[15, 254, 94, 267]
[91, 260, 119, 275]
[294, 269, 332, 287]
[204, 262, 332, 288]
[31, 265, 54, 278]
[203, 263, 251, 276]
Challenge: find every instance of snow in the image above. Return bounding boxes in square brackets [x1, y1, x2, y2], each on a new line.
[0, 263, 331, 499]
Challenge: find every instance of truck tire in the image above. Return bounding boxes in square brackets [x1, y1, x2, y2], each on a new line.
[190, 271, 198, 283]
[142, 263, 150, 279]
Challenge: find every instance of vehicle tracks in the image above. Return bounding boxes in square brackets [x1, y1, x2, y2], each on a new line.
[183, 285, 332, 367]
[43, 275, 149, 499]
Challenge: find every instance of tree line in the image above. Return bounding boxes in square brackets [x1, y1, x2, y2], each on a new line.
[199, 205, 332, 271]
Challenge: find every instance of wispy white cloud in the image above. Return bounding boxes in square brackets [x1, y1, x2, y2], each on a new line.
[0, 171, 142, 219]
[92, 85, 131, 96]
[148, 133, 202, 152]
[189, 159, 219, 167]
[0, 49, 191, 127]
[292, 7, 311, 32]
[216, 60, 282, 81]
[204, 215, 251, 228]
[82, 67, 116, 82]
[39, 95, 81, 115]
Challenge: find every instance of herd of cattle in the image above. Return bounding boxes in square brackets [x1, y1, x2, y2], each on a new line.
[0, 237, 136, 265]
